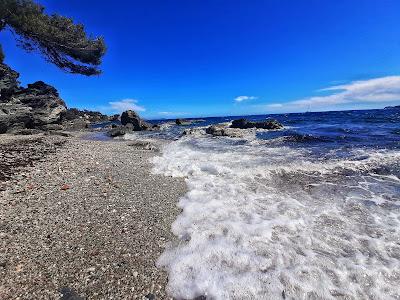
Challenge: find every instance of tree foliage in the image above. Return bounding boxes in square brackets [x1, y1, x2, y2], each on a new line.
[0, 0, 106, 75]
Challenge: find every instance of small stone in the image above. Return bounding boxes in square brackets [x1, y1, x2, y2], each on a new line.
[61, 184, 71, 191]
[59, 287, 83, 300]
[145, 293, 156, 300]
[0, 259, 7, 268]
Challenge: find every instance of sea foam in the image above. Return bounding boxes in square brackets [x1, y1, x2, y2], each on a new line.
[152, 135, 400, 299]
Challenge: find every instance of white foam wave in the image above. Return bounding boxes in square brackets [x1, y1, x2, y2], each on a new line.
[152, 136, 400, 299]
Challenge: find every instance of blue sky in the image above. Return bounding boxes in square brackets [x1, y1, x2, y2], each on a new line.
[2, 0, 400, 119]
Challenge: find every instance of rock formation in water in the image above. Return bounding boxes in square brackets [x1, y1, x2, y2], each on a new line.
[230, 118, 283, 130]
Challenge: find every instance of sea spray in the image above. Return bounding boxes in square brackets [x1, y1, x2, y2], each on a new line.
[152, 135, 400, 299]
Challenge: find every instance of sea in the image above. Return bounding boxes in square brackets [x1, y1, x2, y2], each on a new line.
[127, 108, 400, 299]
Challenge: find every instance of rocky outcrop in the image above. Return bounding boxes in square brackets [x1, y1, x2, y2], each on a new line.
[206, 125, 246, 138]
[59, 108, 112, 130]
[107, 125, 131, 137]
[0, 63, 19, 92]
[175, 118, 187, 125]
[176, 118, 205, 126]
[203, 119, 284, 138]
[109, 114, 120, 121]
[230, 118, 283, 130]
[121, 110, 155, 131]
[107, 110, 159, 137]
[0, 64, 67, 133]
[61, 108, 110, 123]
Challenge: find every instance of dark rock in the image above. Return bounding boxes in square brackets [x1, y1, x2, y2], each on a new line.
[0, 62, 19, 93]
[384, 105, 400, 109]
[109, 114, 120, 121]
[206, 125, 245, 138]
[121, 110, 139, 126]
[176, 118, 188, 125]
[120, 110, 153, 131]
[107, 124, 135, 137]
[107, 127, 127, 137]
[0, 63, 66, 133]
[145, 293, 156, 300]
[206, 125, 226, 136]
[59, 287, 83, 300]
[0, 258, 7, 268]
[60, 108, 109, 124]
[176, 118, 205, 126]
[230, 118, 283, 130]
[59, 108, 112, 130]
[61, 118, 90, 131]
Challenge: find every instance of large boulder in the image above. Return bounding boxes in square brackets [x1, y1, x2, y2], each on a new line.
[230, 118, 283, 130]
[120, 110, 152, 131]
[0, 64, 67, 133]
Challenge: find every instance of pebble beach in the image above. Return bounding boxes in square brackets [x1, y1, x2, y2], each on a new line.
[0, 133, 186, 299]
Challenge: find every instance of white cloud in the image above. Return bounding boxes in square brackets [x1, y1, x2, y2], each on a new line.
[106, 99, 146, 113]
[234, 95, 258, 102]
[266, 103, 283, 108]
[265, 76, 400, 111]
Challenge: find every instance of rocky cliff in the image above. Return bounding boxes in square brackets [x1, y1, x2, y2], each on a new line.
[0, 62, 67, 133]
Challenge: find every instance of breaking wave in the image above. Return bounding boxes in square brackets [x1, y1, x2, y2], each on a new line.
[152, 133, 400, 299]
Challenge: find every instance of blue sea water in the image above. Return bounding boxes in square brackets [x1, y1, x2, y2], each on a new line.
[132, 108, 400, 299]
[149, 107, 400, 150]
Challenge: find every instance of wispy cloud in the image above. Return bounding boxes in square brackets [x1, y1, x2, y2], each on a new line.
[265, 76, 400, 111]
[98, 98, 146, 114]
[234, 95, 258, 102]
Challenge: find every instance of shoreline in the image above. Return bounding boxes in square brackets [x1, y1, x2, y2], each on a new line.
[0, 133, 186, 299]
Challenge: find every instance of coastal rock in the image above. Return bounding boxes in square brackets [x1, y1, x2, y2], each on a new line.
[61, 108, 109, 123]
[109, 114, 120, 121]
[176, 118, 205, 126]
[107, 125, 131, 137]
[230, 118, 283, 130]
[176, 118, 192, 125]
[121, 110, 153, 131]
[384, 105, 400, 109]
[60, 108, 111, 130]
[0, 63, 67, 133]
[0, 62, 20, 92]
[182, 128, 206, 137]
[206, 125, 245, 138]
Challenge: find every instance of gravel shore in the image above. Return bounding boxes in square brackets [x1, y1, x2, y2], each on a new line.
[0, 133, 186, 299]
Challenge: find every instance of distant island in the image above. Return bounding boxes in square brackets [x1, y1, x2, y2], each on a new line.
[384, 105, 400, 109]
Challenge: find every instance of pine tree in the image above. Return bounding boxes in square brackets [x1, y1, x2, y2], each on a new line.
[0, 0, 106, 75]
